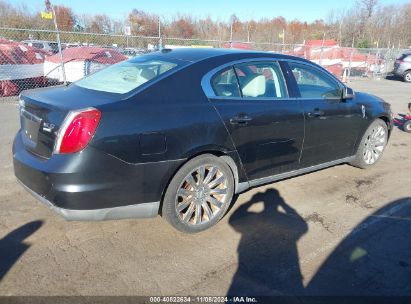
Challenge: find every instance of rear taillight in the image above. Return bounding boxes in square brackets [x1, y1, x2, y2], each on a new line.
[55, 108, 101, 154]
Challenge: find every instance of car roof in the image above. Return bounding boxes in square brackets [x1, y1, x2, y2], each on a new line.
[23, 40, 56, 43]
[135, 48, 301, 63]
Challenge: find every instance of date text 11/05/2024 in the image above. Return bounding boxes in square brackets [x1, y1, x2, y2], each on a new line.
[149, 296, 258, 303]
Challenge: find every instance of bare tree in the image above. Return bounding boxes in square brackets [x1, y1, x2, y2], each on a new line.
[0, 0, 410, 49]
[360, 0, 379, 18]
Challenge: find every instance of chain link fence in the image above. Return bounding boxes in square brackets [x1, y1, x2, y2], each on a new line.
[0, 26, 407, 97]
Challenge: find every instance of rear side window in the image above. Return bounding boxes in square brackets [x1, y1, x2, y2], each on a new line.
[288, 62, 341, 99]
[211, 67, 241, 97]
[75, 58, 184, 94]
[234, 62, 287, 98]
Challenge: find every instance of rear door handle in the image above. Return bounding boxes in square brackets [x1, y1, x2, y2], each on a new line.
[230, 114, 252, 125]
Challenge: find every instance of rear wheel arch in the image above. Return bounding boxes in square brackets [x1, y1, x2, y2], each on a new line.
[158, 150, 242, 216]
[186, 150, 242, 193]
[160, 153, 236, 232]
[183, 146, 245, 187]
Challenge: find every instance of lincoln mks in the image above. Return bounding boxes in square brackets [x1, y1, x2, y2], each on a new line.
[13, 48, 393, 233]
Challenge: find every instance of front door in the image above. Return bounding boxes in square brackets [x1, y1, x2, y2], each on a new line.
[286, 61, 364, 166]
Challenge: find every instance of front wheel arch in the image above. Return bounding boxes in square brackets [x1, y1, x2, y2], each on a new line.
[350, 118, 388, 169]
[377, 115, 392, 139]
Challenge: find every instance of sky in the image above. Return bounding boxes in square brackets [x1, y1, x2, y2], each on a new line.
[8, 0, 410, 22]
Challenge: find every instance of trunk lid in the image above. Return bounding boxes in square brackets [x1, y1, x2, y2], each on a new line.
[19, 84, 120, 158]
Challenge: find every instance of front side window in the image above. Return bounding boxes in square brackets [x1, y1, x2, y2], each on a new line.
[288, 62, 342, 99]
[74, 57, 183, 94]
[234, 62, 287, 98]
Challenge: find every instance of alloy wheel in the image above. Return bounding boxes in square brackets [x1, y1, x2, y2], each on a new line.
[175, 165, 228, 225]
[362, 125, 386, 165]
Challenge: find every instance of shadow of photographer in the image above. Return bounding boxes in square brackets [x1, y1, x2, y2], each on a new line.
[228, 189, 308, 296]
[0, 220, 43, 281]
[227, 188, 411, 297]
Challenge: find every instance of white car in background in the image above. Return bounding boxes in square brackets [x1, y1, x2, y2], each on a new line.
[44, 46, 127, 82]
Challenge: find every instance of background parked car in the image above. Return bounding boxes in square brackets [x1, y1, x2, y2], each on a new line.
[120, 48, 148, 58]
[0, 38, 47, 97]
[22, 40, 59, 55]
[44, 46, 127, 82]
[393, 51, 411, 82]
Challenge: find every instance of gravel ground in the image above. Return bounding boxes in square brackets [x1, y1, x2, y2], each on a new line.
[0, 78, 410, 296]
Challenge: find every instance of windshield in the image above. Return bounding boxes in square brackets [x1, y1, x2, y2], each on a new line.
[74, 58, 183, 94]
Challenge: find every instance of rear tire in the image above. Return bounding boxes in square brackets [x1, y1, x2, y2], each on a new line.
[404, 71, 411, 83]
[403, 120, 411, 133]
[162, 154, 234, 233]
[350, 119, 388, 169]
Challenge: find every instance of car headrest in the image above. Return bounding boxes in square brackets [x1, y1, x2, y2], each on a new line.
[242, 74, 266, 97]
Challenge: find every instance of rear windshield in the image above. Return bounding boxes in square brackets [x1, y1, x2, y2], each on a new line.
[74, 57, 184, 94]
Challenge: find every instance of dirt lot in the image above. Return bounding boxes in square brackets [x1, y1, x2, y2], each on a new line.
[0, 78, 410, 297]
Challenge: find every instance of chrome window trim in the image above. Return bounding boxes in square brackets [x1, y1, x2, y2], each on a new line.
[201, 57, 345, 100]
[287, 60, 344, 96]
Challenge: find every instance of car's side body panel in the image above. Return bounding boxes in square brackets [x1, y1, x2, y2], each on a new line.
[12, 49, 393, 221]
[13, 132, 185, 210]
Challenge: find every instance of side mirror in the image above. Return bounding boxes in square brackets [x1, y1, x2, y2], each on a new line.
[343, 87, 355, 100]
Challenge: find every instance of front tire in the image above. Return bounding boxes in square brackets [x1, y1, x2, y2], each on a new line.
[162, 154, 234, 233]
[404, 71, 411, 83]
[350, 119, 388, 169]
[403, 120, 411, 133]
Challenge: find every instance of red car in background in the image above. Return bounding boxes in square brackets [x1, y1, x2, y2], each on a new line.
[0, 38, 47, 97]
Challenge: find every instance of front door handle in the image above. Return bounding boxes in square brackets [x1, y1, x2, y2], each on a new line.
[230, 114, 252, 125]
[307, 110, 325, 118]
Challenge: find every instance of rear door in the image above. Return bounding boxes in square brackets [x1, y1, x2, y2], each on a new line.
[285, 61, 363, 166]
[206, 60, 305, 181]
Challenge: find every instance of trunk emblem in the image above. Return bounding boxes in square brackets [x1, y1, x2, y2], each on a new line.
[43, 122, 55, 133]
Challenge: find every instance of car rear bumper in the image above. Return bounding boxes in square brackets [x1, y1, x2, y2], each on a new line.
[13, 131, 185, 220]
[17, 178, 160, 221]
